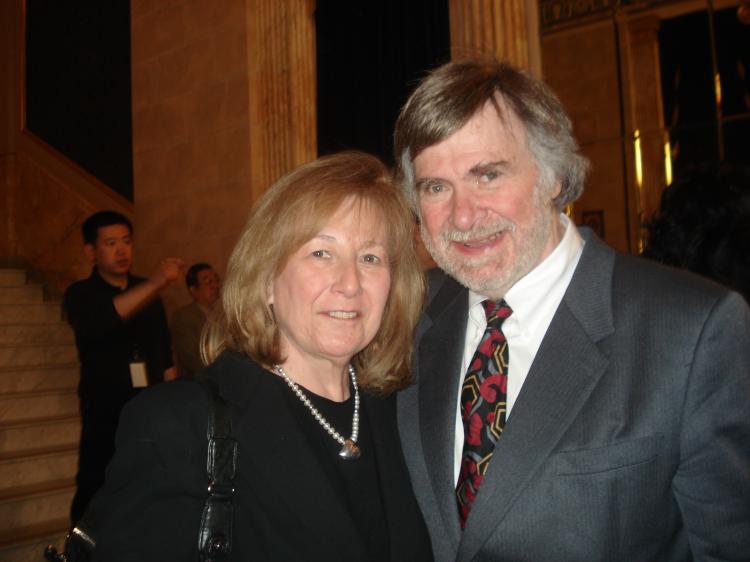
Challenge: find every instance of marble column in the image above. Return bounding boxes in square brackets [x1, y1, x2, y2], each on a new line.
[246, 0, 317, 193]
[448, 0, 541, 75]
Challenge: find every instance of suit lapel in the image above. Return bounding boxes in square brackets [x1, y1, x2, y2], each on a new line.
[457, 230, 616, 561]
[417, 275, 469, 548]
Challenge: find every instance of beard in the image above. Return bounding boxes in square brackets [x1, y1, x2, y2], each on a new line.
[420, 194, 557, 299]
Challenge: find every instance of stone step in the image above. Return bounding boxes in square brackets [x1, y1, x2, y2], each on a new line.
[0, 323, 74, 346]
[0, 445, 78, 489]
[0, 343, 78, 369]
[0, 285, 44, 304]
[0, 389, 79, 423]
[0, 414, 80, 454]
[0, 365, 78, 393]
[0, 303, 62, 325]
[0, 519, 68, 562]
[0, 269, 27, 287]
[0, 479, 74, 534]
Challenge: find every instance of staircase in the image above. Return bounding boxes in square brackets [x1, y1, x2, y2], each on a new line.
[0, 268, 80, 561]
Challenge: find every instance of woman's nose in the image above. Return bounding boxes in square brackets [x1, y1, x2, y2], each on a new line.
[333, 260, 363, 296]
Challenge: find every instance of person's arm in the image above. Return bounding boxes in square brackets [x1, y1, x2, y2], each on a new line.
[672, 291, 750, 559]
[113, 258, 185, 320]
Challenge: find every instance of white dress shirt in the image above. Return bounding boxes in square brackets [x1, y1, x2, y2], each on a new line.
[453, 214, 585, 483]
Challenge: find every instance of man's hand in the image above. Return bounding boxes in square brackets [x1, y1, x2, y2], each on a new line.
[113, 257, 185, 320]
[150, 258, 186, 290]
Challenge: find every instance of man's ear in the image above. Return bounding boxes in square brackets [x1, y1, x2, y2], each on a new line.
[188, 285, 199, 300]
[84, 243, 96, 263]
[550, 180, 562, 200]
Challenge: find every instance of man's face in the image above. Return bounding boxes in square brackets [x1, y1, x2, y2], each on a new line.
[414, 100, 562, 299]
[189, 268, 221, 308]
[85, 224, 132, 280]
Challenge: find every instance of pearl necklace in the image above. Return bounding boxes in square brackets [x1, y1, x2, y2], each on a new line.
[274, 364, 361, 460]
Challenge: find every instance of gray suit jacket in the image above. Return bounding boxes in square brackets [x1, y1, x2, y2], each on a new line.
[398, 229, 750, 561]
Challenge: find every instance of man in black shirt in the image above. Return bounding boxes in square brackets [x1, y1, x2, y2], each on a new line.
[63, 210, 184, 522]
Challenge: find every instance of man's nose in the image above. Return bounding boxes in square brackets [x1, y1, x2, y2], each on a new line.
[451, 185, 482, 230]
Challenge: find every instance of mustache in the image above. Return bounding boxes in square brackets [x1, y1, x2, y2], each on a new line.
[440, 219, 516, 243]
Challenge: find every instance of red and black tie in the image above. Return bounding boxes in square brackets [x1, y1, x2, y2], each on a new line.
[456, 299, 513, 529]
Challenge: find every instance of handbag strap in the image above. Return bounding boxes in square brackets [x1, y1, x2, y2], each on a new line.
[197, 376, 238, 562]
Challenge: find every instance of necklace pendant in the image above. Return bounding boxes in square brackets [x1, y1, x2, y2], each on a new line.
[339, 439, 361, 460]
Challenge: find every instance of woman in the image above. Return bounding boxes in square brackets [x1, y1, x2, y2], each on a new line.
[87, 152, 433, 561]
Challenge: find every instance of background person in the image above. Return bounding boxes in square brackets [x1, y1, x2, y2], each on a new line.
[171, 262, 221, 377]
[86, 152, 432, 561]
[393, 58, 750, 561]
[63, 210, 183, 523]
[642, 165, 750, 302]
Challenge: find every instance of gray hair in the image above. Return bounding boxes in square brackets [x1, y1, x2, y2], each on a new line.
[394, 57, 589, 211]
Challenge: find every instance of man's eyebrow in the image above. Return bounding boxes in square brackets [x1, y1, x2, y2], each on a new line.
[466, 161, 508, 177]
[415, 177, 440, 189]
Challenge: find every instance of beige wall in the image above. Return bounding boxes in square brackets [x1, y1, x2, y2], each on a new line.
[542, 20, 633, 253]
[131, 0, 316, 313]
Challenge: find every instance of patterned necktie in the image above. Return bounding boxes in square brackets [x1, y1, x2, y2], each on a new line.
[456, 299, 513, 529]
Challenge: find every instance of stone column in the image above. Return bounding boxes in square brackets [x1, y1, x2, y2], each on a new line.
[246, 0, 317, 193]
[448, 0, 541, 75]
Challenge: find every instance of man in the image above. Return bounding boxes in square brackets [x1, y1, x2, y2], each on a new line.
[64, 210, 184, 522]
[171, 262, 220, 377]
[393, 58, 750, 561]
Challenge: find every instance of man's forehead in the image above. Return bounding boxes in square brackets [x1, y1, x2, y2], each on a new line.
[414, 104, 525, 173]
[97, 224, 131, 240]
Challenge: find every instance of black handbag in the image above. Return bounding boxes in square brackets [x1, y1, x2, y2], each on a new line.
[44, 377, 237, 561]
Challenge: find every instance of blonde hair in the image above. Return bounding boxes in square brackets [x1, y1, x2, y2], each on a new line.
[204, 151, 425, 394]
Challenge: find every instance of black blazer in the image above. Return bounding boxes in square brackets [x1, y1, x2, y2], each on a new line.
[89, 351, 432, 561]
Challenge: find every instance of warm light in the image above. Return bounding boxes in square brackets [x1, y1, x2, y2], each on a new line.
[714, 72, 722, 108]
[634, 129, 643, 189]
[664, 139, 673, 186]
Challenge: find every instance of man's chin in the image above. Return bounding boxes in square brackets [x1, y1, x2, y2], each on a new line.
[437, 259, 507, 295]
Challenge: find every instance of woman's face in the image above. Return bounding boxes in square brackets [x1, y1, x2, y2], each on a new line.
[270, 198, 392, 372]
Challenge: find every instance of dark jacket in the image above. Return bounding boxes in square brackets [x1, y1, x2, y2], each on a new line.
[89, 351, 433, 561]
[399, 228, 750, 561]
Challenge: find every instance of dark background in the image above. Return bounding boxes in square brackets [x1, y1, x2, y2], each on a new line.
[25, 0, 133, 200]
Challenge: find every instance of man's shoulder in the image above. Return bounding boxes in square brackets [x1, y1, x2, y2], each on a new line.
[613, 249, 730, 301]
[425, 267, 461, 305]
[63, 272, 103, 308]
[64, 273, 95, 295]
[577, 231, 730, 302]
[172, 301, 204, 324]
